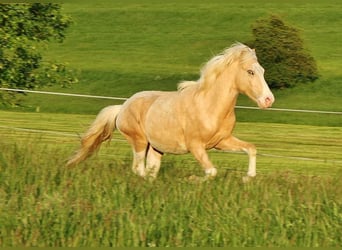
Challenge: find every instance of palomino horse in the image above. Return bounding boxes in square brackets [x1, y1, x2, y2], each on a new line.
[67, 43, 274, 181]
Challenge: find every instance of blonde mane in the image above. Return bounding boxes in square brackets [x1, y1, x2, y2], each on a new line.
[177, 80, 198, 91]
[178, 42, 256, 91]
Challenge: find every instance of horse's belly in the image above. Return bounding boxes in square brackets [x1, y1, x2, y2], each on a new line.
[144, 93, 192, 154]
[147, 132, 188, 154]
[145, 113, 188, 154]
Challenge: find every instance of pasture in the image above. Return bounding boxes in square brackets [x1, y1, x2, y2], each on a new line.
[0, 111, 341, 246]
[0, 0, 341, 247]
[6, 0, 341, 124]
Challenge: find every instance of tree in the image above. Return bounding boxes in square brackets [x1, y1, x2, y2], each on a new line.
[248, 15, 319, 89]
[0, 3, 77, 105]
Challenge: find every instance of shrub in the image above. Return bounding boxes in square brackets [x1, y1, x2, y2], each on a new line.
[248, 15, 319, 89]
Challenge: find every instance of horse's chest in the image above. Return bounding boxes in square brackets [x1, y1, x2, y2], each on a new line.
[200, 118, 235, 148]
[205, 129, 232, 148]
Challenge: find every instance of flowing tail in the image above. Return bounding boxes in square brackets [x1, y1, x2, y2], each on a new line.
[66, 105, 122, 167]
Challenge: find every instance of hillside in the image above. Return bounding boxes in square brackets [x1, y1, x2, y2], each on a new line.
[2, 0, 341, 125]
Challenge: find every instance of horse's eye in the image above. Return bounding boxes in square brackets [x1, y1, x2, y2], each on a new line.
[247, 70, 255, 76]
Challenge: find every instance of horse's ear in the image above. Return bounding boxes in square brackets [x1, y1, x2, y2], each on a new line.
[248, 47, 256, 53]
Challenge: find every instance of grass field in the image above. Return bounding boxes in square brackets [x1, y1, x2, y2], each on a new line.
[0, 111, 341, 246]
[0, 0, 341, 247]
[1, 0, 341, 126]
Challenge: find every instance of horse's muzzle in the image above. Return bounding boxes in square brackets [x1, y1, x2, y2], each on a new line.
[258, 95, 275, 109]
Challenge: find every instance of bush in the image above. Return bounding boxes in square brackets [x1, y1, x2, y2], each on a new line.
[248, 15, 319, 89]
[0, 3, 78, 106]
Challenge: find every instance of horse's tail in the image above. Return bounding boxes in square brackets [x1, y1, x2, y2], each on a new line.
[66, 105, 122, 167]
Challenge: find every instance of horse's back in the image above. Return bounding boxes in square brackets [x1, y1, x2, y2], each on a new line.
[116, 89, 189, 153]
[116, 91, 169, 138]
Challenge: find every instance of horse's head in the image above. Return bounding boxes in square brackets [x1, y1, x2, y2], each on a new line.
[235, 47, 274, 109]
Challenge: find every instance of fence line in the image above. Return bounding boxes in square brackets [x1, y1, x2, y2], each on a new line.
[1, 87, 342, 115]
[0, 87, 127, 101]
[235, 106, 342, 115]
[0, 124, 341, 165]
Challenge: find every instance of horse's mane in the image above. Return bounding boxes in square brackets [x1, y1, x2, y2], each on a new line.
[177, 80, 198, 91]
[178, 42, 256, 91]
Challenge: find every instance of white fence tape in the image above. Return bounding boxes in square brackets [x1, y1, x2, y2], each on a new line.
[0, 87, 127, 101]
[1, 87, 341, 115]
[235, 105, 342, 115]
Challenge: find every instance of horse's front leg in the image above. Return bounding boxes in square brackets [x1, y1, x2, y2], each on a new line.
[190, 146, 217, 179]
[215, 136, 257, 180]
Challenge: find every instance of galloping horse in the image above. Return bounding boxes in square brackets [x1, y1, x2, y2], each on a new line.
[67, 43, 274, 181]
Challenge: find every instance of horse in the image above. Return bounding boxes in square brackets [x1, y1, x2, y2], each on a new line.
[66, 43, 275, 181]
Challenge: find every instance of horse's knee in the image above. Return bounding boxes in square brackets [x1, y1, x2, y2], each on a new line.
[243, 143, 257, 156]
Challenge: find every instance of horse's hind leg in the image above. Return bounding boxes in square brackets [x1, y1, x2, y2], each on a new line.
[132, 147, 147, 178]
[146, 146, 163, 180]
[122, 134, 148, 178]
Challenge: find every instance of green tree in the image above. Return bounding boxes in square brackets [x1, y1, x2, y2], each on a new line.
[248, 15, 319, 89]
[0, 3, 77, 105]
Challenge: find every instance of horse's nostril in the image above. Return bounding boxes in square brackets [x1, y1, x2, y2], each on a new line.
[264, 96, 274, 107]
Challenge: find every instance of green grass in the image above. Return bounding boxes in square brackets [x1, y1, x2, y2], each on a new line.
[0, 0, 341, 247]
[1, 0, 341, 126]
[0, 111, 341, 247]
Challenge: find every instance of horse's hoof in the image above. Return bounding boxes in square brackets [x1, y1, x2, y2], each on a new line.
[205, 167, 217, 177]
[144, 174, 157, 183]
[242, 175, 254, 183]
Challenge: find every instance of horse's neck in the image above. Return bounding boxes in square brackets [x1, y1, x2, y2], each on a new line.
[199, 70, 238, 119]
